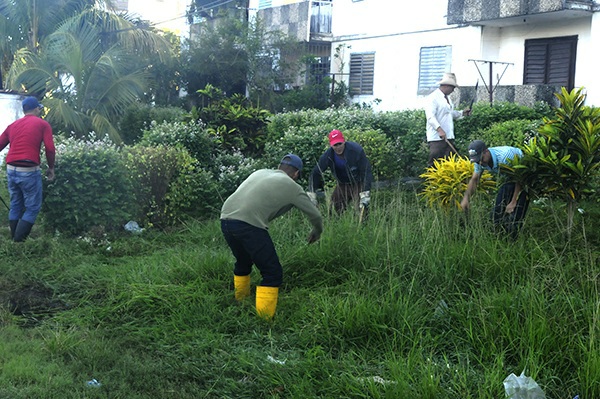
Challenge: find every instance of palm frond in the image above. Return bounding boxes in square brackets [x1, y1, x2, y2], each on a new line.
[88, 109, 122, 144]
[6, 47, 63, 93]
[44, 97, 89, 134]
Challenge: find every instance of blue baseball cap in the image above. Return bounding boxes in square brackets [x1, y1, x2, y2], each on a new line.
[280, 154, 303, 171]
[22, 96, 43, 112]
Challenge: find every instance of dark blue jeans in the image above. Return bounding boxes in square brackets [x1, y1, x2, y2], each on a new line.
[220, 219, 283, 287]
[7, 168, 42, 224]
[492, 182, 529, 239]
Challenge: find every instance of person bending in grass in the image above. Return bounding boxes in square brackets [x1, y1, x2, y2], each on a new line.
[307, 129, 373, 217]
[220, 154, 323, 320]
[461, 140, 529, 239]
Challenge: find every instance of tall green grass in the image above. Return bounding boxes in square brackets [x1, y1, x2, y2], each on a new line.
[0, 189, 597, 398]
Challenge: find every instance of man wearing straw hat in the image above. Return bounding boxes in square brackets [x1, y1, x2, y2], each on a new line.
[425, 72, 471, 167]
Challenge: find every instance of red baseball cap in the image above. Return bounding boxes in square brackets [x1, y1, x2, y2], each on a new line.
[328, 129, 345, 146]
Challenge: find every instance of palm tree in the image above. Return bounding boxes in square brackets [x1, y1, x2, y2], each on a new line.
[5, 7, 172, 142]
[0, 0, 97, 88]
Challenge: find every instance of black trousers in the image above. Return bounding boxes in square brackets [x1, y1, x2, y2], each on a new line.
[492, 182, 529, 239]
[221, 219, 283, 287]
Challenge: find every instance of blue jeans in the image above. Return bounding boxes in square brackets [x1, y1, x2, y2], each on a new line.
[221, 219, 283, 287]
[7, 168, 43, 224]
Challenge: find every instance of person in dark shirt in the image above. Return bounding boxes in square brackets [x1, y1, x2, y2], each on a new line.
[308, 129, 373, 216]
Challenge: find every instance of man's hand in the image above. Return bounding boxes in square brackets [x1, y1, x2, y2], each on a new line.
[307, 230, 320, 244]
[46, 168, 55, 181]
[463, 108, 472, 116]
[437, 127, 446, 140]
[505, 201, 517, 214]
[460, 197, 470, 211]
[307, 192, 318, 206]
[359, 191, 370, 208]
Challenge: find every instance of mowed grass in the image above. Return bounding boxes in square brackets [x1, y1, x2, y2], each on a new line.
[0, 187, 597, 398]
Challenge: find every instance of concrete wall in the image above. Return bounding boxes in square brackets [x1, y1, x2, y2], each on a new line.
[0, 92, 25, 160]
[448, 0, 568, 24]
[257, 2, 311, 41]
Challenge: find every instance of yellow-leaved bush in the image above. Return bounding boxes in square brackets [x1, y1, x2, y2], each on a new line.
[419, 153, 495, 210]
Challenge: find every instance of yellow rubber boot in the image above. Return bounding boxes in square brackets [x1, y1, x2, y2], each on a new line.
[255, 286, 279, 320]
[234, 275, 251, 301]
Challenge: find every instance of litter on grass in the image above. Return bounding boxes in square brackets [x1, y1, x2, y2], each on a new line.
[503, 370, 545, 399]
[86, 378, 101, 388]
[124, 221, 144, 233]
[267, 355, 286, 365]
[357, 376, 397, 385]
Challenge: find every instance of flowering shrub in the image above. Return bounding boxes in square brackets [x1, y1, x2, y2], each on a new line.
[140, 121, 214, 167]
[42, 134, 134, 235]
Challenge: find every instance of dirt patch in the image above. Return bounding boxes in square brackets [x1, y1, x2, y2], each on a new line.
[0, 283, 69, 325]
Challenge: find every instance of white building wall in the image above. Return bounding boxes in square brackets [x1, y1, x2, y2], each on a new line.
[481, 16, 597, 104]
[332, 0, 482, 111]
[589, 12, 600, 105]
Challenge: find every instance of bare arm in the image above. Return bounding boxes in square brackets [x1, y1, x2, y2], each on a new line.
[461, 172, 481, 211]
[505, 182, 522, 214]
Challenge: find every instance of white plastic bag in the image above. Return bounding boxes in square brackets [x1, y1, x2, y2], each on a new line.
[503, 370, 546, 399]
[124, 221, 144, 234]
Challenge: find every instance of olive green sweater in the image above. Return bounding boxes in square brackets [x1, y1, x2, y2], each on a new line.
[220, 169, 323, 234]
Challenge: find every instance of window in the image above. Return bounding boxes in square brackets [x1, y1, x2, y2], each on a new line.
[349, 52, 375, 95]
[418, 46, 452, 95]
[524, 36, 577, 90]
[258, 0, 272, 10]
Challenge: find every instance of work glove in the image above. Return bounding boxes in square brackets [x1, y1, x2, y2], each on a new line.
[307, 191, 318, 206]
[359, 191, 370, 208]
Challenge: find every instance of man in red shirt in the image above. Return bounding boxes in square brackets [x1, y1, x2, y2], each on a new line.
[0, 96, 55, 241]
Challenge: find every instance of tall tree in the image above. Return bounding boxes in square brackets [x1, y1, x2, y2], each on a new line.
[6, 7, 172, 142]
[0, 0, 96, 88]
[182, 14, 302, 109]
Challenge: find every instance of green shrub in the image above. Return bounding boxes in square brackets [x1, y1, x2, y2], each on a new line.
[265, 108, 382, 142]
[477, 118, 542, 148]
[140, 121, 215, 167]
[263, 124, 331, 185]
[210, 151, 261, 201]
[373, 109, 428, 177]
[123, 145, 219, 227]
[140, 120, 259, 203]
[119, 104, 186, 144]
[190, 85, 272, 157]
[457, 102, 552, 145]
[42, 136, 135, 236]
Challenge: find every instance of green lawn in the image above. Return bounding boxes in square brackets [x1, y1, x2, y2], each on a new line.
[0, 188, 597, 398]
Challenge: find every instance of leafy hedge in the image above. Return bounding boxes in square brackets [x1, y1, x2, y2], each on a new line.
[40, 100, 558, 235]
[42, 136, 135, 236]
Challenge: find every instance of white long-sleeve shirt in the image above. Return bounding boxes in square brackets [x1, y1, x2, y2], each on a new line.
[425, 88, 464, 142]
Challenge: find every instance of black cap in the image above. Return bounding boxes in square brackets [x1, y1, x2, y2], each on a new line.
[468, 140, 487, 163]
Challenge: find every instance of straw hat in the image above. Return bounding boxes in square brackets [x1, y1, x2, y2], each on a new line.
[437, 73, 458, 87]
